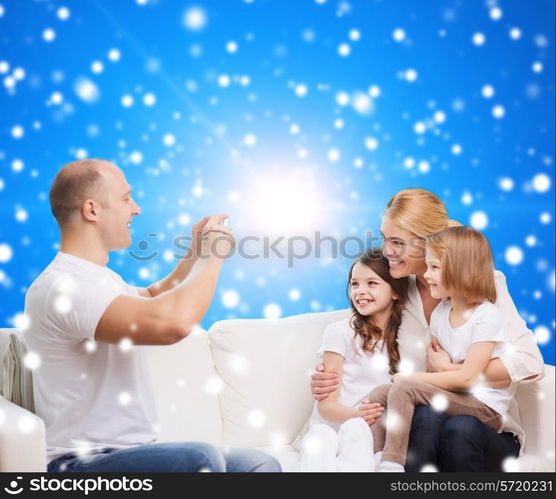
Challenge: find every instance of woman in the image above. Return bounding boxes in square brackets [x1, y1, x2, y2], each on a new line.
[310, 188, 544, 471]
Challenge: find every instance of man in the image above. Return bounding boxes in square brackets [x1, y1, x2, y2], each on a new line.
[24, 158, 281, 472]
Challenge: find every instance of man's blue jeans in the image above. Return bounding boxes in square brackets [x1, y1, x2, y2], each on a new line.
[406, 405, 521, 472]
[47, 442, 282, 473]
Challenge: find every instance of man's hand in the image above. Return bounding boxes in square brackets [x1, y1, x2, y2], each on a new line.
[310, 362, 339, 401]
[426, 341, 453, 373]
[201, 215, 235, 260]
[357, 400, 384, 426]
[190, 216, 211, 258]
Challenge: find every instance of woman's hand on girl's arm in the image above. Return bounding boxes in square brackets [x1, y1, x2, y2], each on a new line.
[357, 400, 384, 426]
[310, 362, 340, 401]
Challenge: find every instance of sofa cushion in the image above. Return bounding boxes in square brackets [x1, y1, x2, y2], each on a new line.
[2, 333, 35, 413]
[209, 308, 351, 448]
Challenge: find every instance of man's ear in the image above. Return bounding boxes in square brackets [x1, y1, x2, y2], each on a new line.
[82, 199, 98, 222]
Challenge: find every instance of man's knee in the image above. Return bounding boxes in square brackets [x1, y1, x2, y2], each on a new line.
[177, 442, 226, 472]
[223, 447, 282, 472]
[411, 405, 449, 431]
[442, 415, 485, 442]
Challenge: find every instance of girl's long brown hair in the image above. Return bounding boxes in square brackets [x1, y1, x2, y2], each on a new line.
[346, 248, 409, 375]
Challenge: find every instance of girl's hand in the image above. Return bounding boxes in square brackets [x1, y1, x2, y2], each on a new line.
[310, 363, 339, 401]
[426, 341, 453, 372]
[357, 400, 384, 426]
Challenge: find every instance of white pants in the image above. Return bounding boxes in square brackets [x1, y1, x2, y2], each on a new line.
[298, 417, 375, 472]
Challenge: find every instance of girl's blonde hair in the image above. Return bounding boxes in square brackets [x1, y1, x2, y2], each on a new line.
[384, 188, 461, 238]
[426, 226, 497, 305]
[346, 248, 409, 375]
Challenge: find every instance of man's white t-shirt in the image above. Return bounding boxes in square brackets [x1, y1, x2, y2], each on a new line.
[308, 318, 392, 431]
[23, 252, 158, 462]
[430, 299, 516, 416]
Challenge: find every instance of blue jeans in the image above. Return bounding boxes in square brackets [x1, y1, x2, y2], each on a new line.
[406, 405, 521, 472]
[47, 442, 282, 473]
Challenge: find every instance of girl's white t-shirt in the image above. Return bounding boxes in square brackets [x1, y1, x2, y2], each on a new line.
[308, 318, 392, 430]
[430, 299, 516, 416]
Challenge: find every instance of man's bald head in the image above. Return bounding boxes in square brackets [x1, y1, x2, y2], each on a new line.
[49, 159, 116, 228]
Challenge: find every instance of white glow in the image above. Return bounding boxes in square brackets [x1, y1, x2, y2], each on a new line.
[18, 415, 38, 434]
[397, 358, 415, 374]
[243, 170, 327, 236]
[222, 290, 240, 308]
[205, 376, 224, 395]
[143, 93, 156, 106]
[303, 435, 323, 454]
[183, 6, 207, 31]
[505, 246, 524, 265]
[0, 243, 13, 262]
[532, 173, 550, 193]
[393, 28, 406, 41]
[385, 410, 402, 433]
[248, 409, 267, 428]
[263, 303, 282, 319]
[118, 392, 132, 406]
[492, 105, 505, 118]
[84, 340, 97, 353]
[12, 313, 30, 330]
[229, 354, 251, 375]
[502, 456, 520, 472]
[470, 211, 488, 230]
[24, 351, 42, 370]
[119, 337, 133, 351]
[431, 393, 449, 412]
[498, 177, 514, 191]
[74, 77, 100, 103]
[55, 295, 72, 314]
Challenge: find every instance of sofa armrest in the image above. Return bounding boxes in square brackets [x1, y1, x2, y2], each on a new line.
[0, 395, 47, 472]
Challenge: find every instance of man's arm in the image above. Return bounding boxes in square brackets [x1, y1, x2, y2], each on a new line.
[136, 216, 213, 298]
[95, 216, 234, 346]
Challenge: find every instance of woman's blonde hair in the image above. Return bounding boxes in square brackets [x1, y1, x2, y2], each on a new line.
[426, 226, 497, 305]
[384, 188, 461, 238]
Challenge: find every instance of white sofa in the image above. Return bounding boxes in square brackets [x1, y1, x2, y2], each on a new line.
[1, 308, 554, 472]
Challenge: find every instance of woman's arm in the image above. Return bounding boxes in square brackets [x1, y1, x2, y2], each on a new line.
[402, 341, 496, 392]
[493, 270, 544, 383]
[317, 352, 360, 423]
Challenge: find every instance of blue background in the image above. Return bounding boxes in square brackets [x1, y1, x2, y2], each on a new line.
[0, 0, 554, 364]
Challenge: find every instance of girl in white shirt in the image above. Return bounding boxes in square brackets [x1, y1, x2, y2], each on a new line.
[299, 248, 408, 471]
[369, 226, 515, 472]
